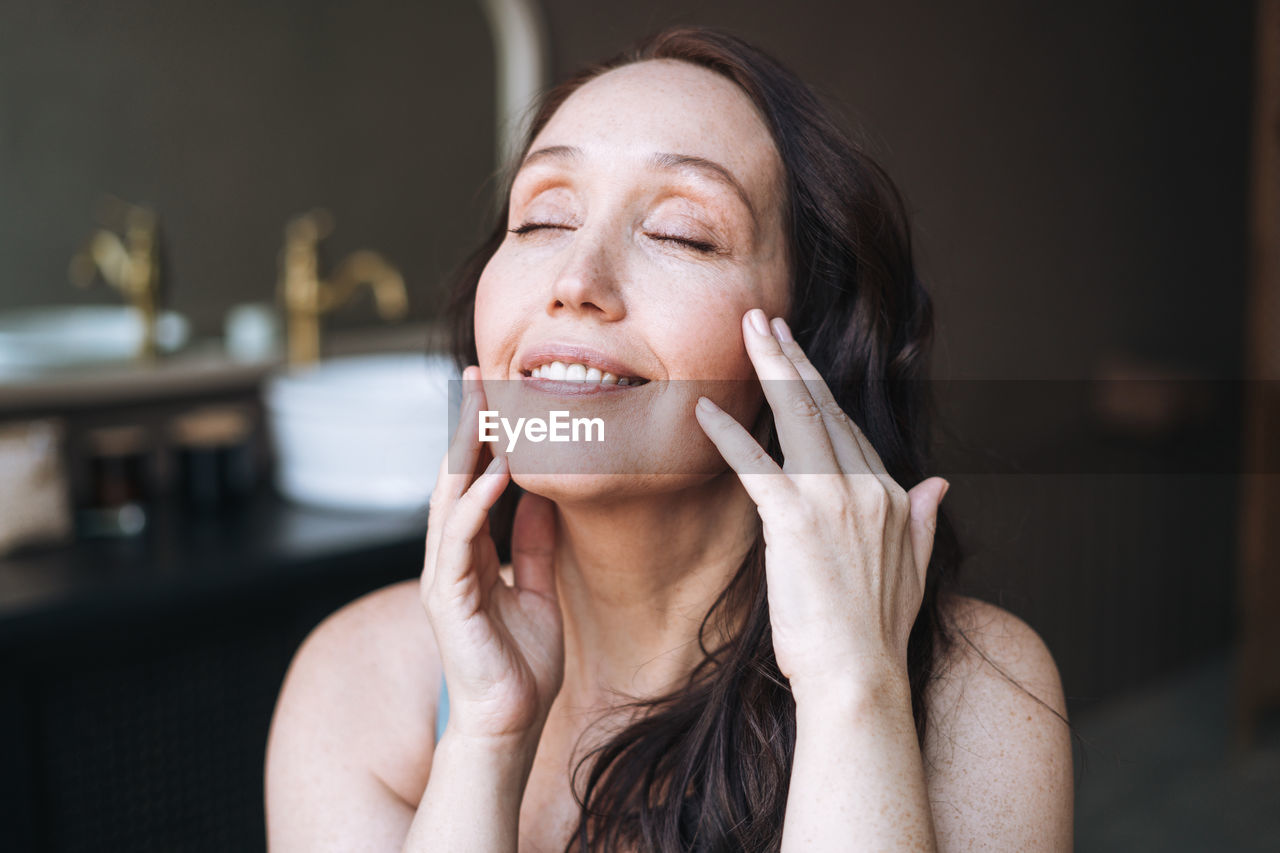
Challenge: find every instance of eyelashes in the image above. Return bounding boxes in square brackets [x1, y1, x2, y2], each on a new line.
[508, 222, 565, 236]
[506, 220, 563, 234]
[508, 222, 722, 256]
[653, 233, 720, 254]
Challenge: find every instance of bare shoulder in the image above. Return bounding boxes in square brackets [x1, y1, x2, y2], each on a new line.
[922, 595, 1073, 851]
[930, 595, 1068, 720]
[265, 578, 442, 847]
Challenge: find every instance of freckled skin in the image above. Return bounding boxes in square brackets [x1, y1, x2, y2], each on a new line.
[264, 59, 1074, 853]
[473, 59, 790, 502]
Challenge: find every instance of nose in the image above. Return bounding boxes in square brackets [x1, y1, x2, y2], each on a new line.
[546, 229, 626, 321]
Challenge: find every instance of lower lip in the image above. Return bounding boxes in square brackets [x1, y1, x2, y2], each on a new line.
[520, 375, 649, 396]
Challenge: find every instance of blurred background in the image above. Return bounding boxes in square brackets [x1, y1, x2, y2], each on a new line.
[0, 0, 1275, 850]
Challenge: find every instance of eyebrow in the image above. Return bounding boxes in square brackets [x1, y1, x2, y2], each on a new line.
[518, 145, 756, 222]
[520, 144, 581, 169]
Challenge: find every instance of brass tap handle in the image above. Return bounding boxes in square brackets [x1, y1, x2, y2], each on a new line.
[279, 209, 408, 367]
[69, 199, 162, 361]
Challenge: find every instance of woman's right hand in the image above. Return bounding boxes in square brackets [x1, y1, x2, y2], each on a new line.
[420, 365, 564, 746]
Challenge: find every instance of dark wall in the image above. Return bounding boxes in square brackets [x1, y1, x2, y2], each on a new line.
[0, 0, 497, 336]
[542, 0, 1252, 380]
[538, 0, 1253, 703]
[2, 0, 1250, 374]
[0, 0, 1256, 702]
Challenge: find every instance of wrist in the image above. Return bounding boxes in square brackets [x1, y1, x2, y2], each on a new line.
[406, 728, 540, 851]
[790, 658, 912, 719]
[440, 723, 543, 759]
[433, 728, 541, 795]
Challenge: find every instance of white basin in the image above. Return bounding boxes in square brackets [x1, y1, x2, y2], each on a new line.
[264, 353, 460, 511]
[0, 305, 190, 377]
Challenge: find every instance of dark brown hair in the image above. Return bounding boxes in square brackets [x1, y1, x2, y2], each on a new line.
[445, 26, 962, 853]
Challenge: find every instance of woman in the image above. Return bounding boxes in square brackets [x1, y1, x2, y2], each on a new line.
[265, 26, 1073, 851]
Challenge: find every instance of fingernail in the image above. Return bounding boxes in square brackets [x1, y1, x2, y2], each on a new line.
[485, 455, 503, 475]
[770, 317, 793, 342]
[697, 396, 717, 413]
[748, 309, 770, 337]
[939, 480, 951, 501]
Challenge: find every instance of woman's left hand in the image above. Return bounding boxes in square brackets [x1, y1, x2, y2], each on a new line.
[694, 308, 950, 701]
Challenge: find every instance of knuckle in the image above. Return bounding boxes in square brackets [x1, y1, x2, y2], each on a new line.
[747, 441, 775, 467]
[828, 487, 857, 517]
[819, 400, 848, 423]
[857, 480, 892, 512]
[438, 518, 467, 550]
[788, 394, 823, 421]
[849, 470, 881, 495]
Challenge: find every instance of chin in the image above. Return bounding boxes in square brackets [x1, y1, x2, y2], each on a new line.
[513, 471, 721, 505]
[505, 441, 725, 506]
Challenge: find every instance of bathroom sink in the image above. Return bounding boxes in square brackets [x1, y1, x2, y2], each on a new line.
[0, 306, 190, 378]
[264, 353, 459, 511]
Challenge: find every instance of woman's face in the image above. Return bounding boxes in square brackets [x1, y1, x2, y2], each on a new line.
[474, 59, 790, 499]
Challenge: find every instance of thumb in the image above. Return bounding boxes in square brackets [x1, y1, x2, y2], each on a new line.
[907, 477, 949, 588]
[511, 491, 558, 600]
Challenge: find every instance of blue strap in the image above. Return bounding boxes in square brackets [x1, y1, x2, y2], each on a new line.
[435, 676, 450, 744]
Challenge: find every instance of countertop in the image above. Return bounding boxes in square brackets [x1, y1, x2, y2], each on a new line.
[0, 489, 427, 648]
[0, 321, 448, 415]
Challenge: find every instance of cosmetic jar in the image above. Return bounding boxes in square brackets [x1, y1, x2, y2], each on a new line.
[169, 405, 256, 511]
[80, 425, 150, 537]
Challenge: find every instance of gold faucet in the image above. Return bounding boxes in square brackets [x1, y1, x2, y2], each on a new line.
[279, 209, 409, 366]
[69, 199, 162, 361]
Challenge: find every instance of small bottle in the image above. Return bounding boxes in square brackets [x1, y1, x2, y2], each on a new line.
[79, 425, 150, 537]
[224, 302, 282, 362]
[168, 405, 257, 511]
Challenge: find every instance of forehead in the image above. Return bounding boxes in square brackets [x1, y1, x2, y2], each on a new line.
[529, 59, 783, 203]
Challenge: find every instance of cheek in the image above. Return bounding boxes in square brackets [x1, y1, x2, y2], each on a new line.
[473, 261, 522, 372]
[652, 285, 764, 382]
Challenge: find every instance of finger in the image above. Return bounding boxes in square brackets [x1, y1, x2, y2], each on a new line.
[694, 395, 794, 510]
[845, 416, 890, 481]
[768, 316, 873, 477]
[511, 491, 558, 600]
[741, 308, 838, 475]
[907, 478, 949, 589]
[769, 315, 889, 486]
[433, 455, 511, 591]
[426, 366, 486, 570]
[422, 450, 454, 589]
[445, 366, 490, 497]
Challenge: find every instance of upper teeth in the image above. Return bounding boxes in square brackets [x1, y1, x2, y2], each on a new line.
[529, 361, 638, 385]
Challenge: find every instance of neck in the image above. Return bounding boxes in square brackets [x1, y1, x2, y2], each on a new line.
[548, 472, 758, 712]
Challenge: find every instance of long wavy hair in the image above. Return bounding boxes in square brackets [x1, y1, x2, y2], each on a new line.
[444, 26, 963, 853]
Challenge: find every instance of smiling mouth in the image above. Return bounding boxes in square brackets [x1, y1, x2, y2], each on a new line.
[520, 360, 650, 388]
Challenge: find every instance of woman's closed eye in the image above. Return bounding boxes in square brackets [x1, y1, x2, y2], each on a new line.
[509, 221, 723, 255]
[509, 222, 573, 236]
[644, 231, 722, 254]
